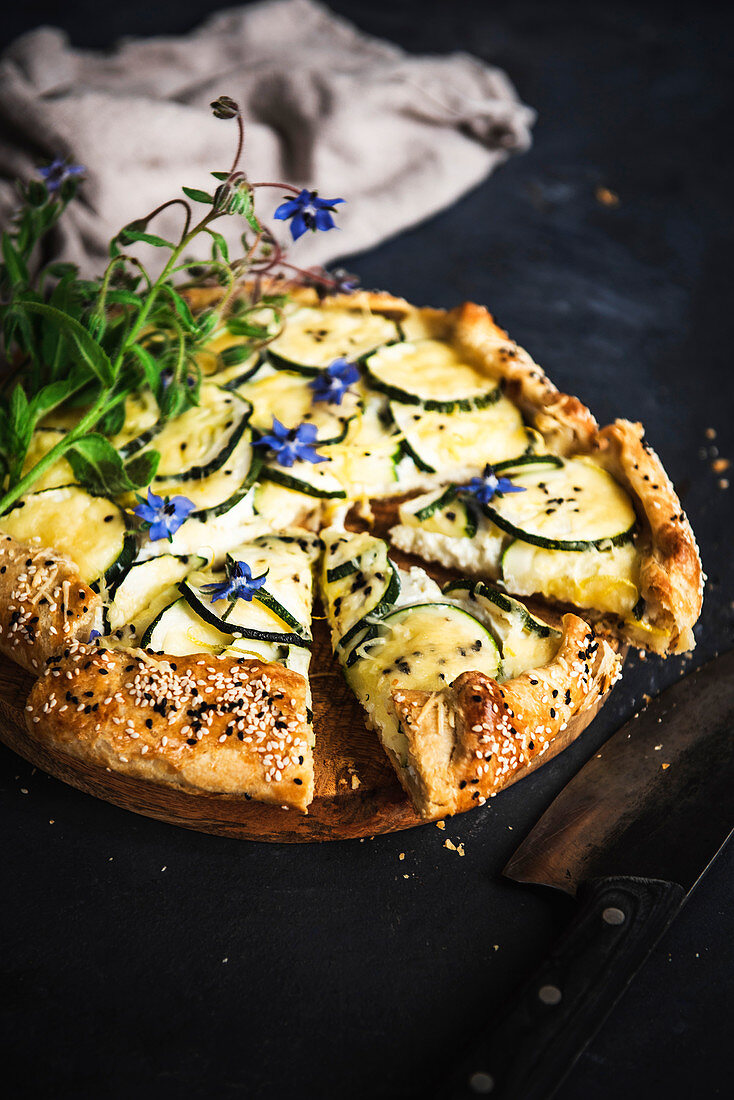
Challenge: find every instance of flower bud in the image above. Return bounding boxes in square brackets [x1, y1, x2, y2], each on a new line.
[210, 96, 240, 120]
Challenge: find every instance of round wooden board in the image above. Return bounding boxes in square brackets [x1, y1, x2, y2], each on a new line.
[0, 503, 619, 841]
[0, 616, 615, 842]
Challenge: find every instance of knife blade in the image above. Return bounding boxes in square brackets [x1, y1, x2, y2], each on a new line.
[443, 647, 734, 1100]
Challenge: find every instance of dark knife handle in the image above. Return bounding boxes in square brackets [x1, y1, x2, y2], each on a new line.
[443, 875, 685, 1100]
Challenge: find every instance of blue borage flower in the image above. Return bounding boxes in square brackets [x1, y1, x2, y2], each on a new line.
[133, 487, 196, 541]
[254, 417, 328, 467]
[201, 558, 268, 604]
[88, 629, 102, 643]
[274, 189, 344, 242]
[309, 358, 360, 406]
[37, 158, 86, 194]
[459, 464, 526, 505]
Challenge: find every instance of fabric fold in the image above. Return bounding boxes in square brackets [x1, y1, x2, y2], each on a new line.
[0, 0, 535, 275]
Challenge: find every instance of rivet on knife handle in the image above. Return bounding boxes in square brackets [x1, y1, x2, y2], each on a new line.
[442, 875, 685, 1100]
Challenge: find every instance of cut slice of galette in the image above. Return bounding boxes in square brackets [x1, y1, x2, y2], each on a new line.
[319, 528, 620, 819]
[390, 426, 700, 655]
[24, 531, 322, 812]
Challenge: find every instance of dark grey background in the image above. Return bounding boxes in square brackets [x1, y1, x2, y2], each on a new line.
[1, 2, 732, 1097]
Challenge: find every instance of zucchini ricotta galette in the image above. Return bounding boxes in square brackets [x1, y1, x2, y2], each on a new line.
[1, 290, 702, 821]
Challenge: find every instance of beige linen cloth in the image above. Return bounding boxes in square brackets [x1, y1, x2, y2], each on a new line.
[0, 0, 535, 277]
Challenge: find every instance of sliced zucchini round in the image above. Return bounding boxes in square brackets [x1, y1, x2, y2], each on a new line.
[104, 552, 206, 637]
[229, 534, 316, 637]
[124, 384, 251, 482]
[142, 596, 231, 655]
[153, 428, 260, 520]
[180, 570, 311, 649]
[442, 578, 561, 681]
[239, 363, 360, 444]
[251, 480, 323, 528]
[321, 532, 401, 652]
[347, 601, 501, 689]
[501, 539, 641, 617]
[267, 306, 400, 374]
[324, 397, 402, 497]
[390, 398, 530, 476]
[485, 456, 637, 551]
[195, 335, 261, 387]
[0, 486, 135, 588]
[364, 339, 501, 412]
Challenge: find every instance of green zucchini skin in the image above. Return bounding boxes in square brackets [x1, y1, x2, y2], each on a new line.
[102, 528, 138, 596]
[364, 365, 502, 413]
[178, 581, 312, 649]
[337, 561, 401, 655]
[442, 578, 557, 639]
[326, 560, 359, 583]
[259, 466, 347, 500]
[481, 505, 636, 552]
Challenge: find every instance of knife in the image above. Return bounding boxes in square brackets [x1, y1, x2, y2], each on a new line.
[443, 647, 734, 1100]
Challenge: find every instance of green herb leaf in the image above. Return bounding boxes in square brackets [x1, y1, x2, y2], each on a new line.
[218, 344, 254, 367]
[159, 285, 197, 332]
[124, 450, 161, 488]
[118, 228, 175, 250]
[226, 317, 271, 340]
[205, 228, 230, 262]
[2, 234, 29, 287]
[28, 372, 87, 424]
[128, 343, 162, 393]
[21, 301, 115, 388]
[66, 433, 159, 495]
[182, 187, 214, 205]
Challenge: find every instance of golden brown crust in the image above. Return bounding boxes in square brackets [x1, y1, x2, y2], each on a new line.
[25, 645, 315, 812]
[391, 615, 621, 819]
[592, 420, 702, 654]
[450, 302, 599, 454]
[0, 534, 101, 674]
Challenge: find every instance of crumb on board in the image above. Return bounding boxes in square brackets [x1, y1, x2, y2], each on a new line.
[662, 763, 670, 770]
[399, 852, 405, 861]
[443, 839, 465, 856]
[705, 427, 717, 440]
[655, 744, 663, 750]
[436, 821, 445, 830]
[712, 457, 730, 474]
[719, 478, 729, 490]
[595, 186, 620, 207]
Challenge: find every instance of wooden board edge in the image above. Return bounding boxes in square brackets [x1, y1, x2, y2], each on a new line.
[0, 661, 619, 842]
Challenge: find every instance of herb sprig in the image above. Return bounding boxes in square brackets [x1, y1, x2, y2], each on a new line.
[0, 96, 349, 514]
